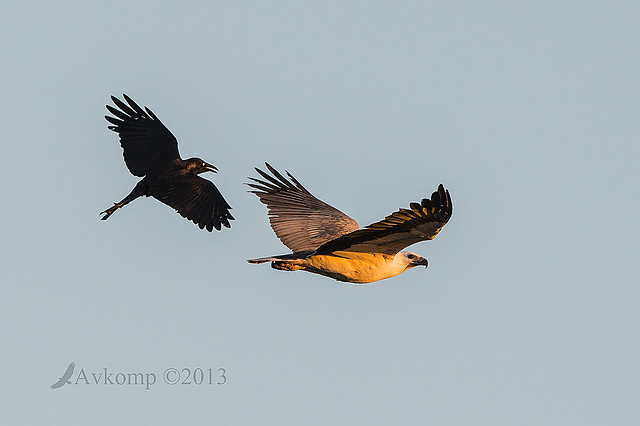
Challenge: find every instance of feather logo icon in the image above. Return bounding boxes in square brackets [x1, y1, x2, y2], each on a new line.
[51, 362, 75, 389]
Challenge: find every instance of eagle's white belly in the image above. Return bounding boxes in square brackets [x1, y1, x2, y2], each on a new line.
[298, 251, 410, 283]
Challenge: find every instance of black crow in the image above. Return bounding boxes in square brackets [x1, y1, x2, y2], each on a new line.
[101, 94, 234, 231]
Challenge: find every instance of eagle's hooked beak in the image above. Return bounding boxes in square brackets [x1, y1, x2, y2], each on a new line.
[416, 257, 428, 268]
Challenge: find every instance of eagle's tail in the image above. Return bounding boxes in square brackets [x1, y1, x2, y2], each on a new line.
[247, 257, 275, 264]
[248, 251, 314, 263]
[247, 251, 314, 270]
[246, 257, 302, 271]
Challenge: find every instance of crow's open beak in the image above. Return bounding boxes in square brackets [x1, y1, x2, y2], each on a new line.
[205, 163, 218, 173]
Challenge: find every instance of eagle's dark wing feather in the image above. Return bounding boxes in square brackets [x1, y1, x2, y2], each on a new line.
[150, 175, 234, 231]
[315, 184, 452, 255]
[105, 94, 180, 177]
[247, 163, 359, 253]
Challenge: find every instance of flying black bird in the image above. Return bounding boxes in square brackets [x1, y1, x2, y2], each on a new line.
[247, 163, 452, 283]
[101, 94, 234, 231]
[51, 362, 75, 389]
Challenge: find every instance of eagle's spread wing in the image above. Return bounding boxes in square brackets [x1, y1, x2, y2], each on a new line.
[247, 163, 359, 253]
[105, 94, 180, 177]
[315, 184, 452, 255]
[151, 175, 234, 231]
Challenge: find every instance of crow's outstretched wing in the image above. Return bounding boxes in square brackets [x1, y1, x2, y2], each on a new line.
[151, 175, 234, 231]
[105, 94, 180, 177]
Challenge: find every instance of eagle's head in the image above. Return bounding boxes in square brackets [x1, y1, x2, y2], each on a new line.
[397, 251, 428, 269]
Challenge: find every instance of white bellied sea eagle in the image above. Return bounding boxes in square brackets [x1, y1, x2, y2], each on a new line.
[247, 163, 452, 283]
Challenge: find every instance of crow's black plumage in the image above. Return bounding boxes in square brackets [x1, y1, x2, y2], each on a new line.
[101, 94, 234, 231]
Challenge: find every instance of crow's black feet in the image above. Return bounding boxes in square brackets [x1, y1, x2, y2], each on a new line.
[100, 204, 119, 220]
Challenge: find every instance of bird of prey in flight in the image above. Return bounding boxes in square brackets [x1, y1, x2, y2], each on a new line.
[51, 362, 75, 389]
[101, 94, 234, 231]
[247, 163, 452, 283]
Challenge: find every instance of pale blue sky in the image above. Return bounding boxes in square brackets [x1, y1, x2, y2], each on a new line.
[1, 1, 639, 424]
